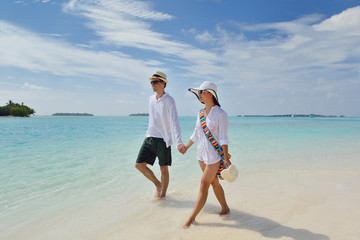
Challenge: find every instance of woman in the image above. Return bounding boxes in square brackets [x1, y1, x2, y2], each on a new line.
[184, 81, 231, 228]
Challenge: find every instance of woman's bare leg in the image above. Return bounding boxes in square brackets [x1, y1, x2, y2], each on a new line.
[197, 161, 230, 214]
[211, 176, 230, 215]
[184, 161, 219, 228]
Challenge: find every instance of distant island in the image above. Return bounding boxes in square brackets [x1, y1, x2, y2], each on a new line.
[52, 113, 94, 116]
[129, 113, 149, 116]
[0, 100, 35, 117]
[238, 114, 345, 118]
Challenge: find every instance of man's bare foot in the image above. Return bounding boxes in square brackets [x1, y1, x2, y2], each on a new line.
[155, 185, 162, 199]
[219, 207, 230, 215]
[183, 218, 195, 229]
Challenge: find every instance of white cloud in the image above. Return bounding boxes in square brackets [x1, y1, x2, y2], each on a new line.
[214, 7, 360, 84]
[180, 6, 360, 116]
[7, 1, 360, 87]
[23, 82, 49, 90]
[314, 6, 360, 35]
[16, 0, 52, 4]
[0, 20, 153, 84]
[194, 31, 216, 44]
[63, 0, 173, 21]
[62, 0, 220, 76]
[75, 84, 91, 89]
[115, 97, 135, 104]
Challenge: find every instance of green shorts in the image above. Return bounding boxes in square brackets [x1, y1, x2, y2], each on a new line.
[136, 137, 172, 166]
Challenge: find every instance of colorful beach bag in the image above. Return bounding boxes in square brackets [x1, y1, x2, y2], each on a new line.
[199, 109, 231, 180]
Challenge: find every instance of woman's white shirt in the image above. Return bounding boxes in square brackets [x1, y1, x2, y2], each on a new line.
[190, 106, 229, 165]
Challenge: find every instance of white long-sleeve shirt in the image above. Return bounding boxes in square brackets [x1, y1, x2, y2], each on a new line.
[145, 93, 183, 148]
[190, 106, 229, 165]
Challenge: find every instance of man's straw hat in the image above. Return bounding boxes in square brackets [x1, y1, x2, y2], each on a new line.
[149, 71, 168, 84]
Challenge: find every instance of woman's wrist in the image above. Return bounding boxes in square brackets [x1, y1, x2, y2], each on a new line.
[185, 140, 194, 149]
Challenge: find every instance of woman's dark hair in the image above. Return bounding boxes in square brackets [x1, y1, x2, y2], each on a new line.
[213, 96, 220, 107]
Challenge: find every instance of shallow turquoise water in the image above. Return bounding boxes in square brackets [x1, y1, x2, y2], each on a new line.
[1, 116, 360, 236]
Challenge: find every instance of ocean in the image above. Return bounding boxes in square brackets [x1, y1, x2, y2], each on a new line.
[1, 116, 360, 240]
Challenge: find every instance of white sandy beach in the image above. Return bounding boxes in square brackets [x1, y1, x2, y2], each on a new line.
[6, 160, 360, 240]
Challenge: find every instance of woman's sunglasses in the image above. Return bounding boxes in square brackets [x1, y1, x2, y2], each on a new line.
[199, 90, 208, 94]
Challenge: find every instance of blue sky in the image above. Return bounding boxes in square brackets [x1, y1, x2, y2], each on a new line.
[1, 0, 360, 116]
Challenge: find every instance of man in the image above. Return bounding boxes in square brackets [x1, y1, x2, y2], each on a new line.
[135, 71, 186, 199]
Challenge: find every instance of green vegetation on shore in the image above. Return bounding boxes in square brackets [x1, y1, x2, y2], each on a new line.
[129, 113, 149, 116]
[0, 100, 35, 117]
[52, 113, 94, 116]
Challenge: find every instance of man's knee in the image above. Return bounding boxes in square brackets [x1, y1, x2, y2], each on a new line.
[135, 162, 146, 171]
[160, 166, 169, 174]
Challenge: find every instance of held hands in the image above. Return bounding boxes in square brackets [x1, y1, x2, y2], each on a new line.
[177, 141, 193, 155]
[177, 144, 187, 155]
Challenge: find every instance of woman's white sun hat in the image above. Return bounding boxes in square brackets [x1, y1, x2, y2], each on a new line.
[149, 71, 168, 84]
[220, 165, 239, 182]
[188, 81, 220, 106]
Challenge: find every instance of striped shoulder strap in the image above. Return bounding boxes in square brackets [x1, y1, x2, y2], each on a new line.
[199, 109, 231, 179]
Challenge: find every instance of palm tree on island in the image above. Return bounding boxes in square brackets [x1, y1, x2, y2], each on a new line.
[0, 100, 35, 117]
